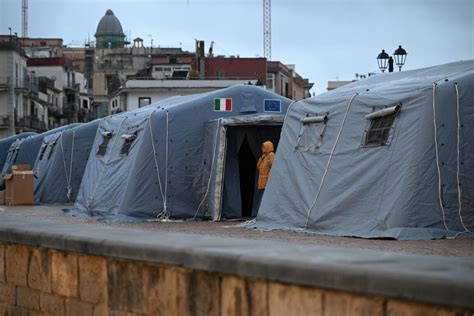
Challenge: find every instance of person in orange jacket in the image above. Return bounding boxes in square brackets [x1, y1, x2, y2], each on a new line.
[254, 140, 275, 212]
[256, 140, 275, 190]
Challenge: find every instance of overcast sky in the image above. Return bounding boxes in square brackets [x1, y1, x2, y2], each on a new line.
[1, 0, 473, 94]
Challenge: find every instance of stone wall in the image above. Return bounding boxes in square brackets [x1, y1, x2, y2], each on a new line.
[0, 242, 472, 316]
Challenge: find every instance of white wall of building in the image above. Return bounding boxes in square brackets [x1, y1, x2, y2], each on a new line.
[110, 79, 257, 114]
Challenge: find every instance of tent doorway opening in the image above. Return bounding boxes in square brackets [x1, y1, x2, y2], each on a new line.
[221, 125, 282, 220]
[238, 136, 256, 217]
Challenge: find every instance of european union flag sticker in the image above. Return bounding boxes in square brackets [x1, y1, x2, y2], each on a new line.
[263, 99, 281, 113]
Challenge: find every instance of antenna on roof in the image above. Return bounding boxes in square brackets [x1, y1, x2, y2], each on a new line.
[21, 0, 28, 37]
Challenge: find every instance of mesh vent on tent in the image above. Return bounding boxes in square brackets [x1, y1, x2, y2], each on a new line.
[295, 115, 328, 152]
[363, 105, 400, 147]
[120, 131, 137, 156]
[97, 131, 113, 156]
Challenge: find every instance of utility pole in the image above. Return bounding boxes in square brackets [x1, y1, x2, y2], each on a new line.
[22, 0, 28, 38]
[263, 0, 271, 60]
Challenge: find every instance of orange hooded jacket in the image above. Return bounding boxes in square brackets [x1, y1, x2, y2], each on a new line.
[256, 141, 275, 190]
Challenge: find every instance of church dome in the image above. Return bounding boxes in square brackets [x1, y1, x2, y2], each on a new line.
[95, 9, 125, 37]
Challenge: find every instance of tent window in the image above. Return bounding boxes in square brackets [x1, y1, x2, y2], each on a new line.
[47, 141, 57, 159]
[120, 132, 137, 156]
[97, 131, 113, 156]
[295, 115, 327, 152]
[364, 105, 400, 147]
[38, 143, 48, 160]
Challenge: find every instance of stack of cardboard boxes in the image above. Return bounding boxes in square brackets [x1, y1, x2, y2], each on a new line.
[0, 164, 34, 205]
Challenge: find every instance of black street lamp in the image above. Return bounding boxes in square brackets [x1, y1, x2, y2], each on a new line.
[377, 45, 407, 73]
[376, 49, 390, 73]
[393, 45, 407, 72]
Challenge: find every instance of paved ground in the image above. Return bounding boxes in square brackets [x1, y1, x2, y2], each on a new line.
[0, 205, 472, 258]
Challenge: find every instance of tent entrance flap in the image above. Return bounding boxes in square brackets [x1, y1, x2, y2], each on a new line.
[238, 136, 256, 217]
[220, 125, 282, 219]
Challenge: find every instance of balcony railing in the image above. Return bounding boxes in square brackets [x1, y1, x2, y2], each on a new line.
[16, 116, 47, 131]
[0, 116, 10, 129]
[15, 77, 39, 94]
[63, 101, 79, 115]
[0, 77, 11, 90]
[63, 82, 80, 91]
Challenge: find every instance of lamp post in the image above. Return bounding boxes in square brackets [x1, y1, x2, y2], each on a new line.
[393, 45, 407, 72]
[377, 45, 407, 73]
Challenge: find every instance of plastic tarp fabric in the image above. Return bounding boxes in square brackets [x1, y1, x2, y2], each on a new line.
[0, 124, 80, 188]
[0, 132, 36, 172]
[34, 121, 100, 204]
[72, 85, 291, 221]
[252, 60, 474, 240]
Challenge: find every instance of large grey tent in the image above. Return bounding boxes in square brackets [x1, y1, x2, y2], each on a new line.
[0, 132, 36, 172]
[252, 60, 474, 240]
[73, 85, 291, 220]
[0, 124, 80, 188]
[34, 121, 100, 204]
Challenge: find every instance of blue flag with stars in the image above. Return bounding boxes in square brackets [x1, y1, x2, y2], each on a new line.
[264, 99, 281, 113]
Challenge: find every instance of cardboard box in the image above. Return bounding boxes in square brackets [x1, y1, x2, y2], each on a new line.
[0, 190, 4, 205]
[3, 169, 34, 206]
[11, 164, 30, 171]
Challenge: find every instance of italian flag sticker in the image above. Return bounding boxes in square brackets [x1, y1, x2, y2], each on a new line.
[214, 98, 232, 111]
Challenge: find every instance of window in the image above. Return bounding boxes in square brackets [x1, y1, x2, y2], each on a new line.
[138, 97, 151, 108]
[295, 115, 328, 152]
[97, 131, 113, 156]
[363, 105, 400, 147]
[47, 141, 57, 159]
[266, 74, 275, 90]
[120, 132, 137, 156]
[38, 143, 48, 160]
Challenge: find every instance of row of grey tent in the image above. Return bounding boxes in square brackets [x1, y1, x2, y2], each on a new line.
[1, 60, 473, 240]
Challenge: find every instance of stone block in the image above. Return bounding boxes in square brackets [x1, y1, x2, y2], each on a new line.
[51, 251, 78, 297]
[5, 244, 30, 286]
[28, 247, 52, 292]
[0, 283, 16, 304]
[268, 282, 323, 316]
[148, 267, 183, 316]
[5, 306, 29, 316]
[0, 303, 7, 316]
[40, 292, 65, 316]
[93, 303, 109, 316]
[323, 291, 384, 316]
[179, 269, 221, 316]
[0, 244, 4, 283]
[16, 286, 40, 311]
[108, 260, 156, 314]
[386, 299, 464, 316]
[65, 298, 94, 316]
[220, 276, 268, 316]
[79, 255, 107, 304]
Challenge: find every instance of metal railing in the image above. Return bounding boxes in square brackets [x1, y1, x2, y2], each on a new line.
[63, 82, 80, 91]
[15, 77, 39, 94]
[0, 77, 11, 89]
[16, 116, 47, 131]
[0, 116, 10, 128]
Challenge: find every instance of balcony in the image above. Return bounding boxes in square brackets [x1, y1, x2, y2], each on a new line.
[16, 116, 47, 132]
[63, 101, 79, 116]
[0, 116, 10, 129]
[63, 82, 80, 91]
[0, 77, 11, 91]
[15, 77, 39, 94]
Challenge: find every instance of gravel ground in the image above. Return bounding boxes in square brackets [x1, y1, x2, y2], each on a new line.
[0, 205, 472, 258]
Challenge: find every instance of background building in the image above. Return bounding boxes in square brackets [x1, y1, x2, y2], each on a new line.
[0, 38, 48, 137]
